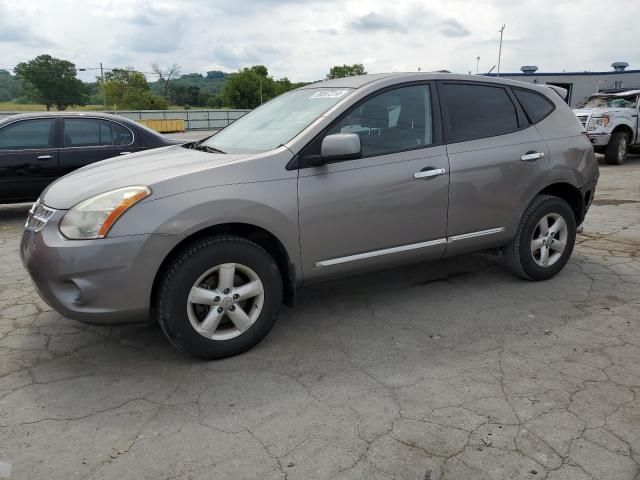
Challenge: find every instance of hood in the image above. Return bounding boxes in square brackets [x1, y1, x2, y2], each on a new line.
[573, 107, 633, 117]
[41, 145, 292, 209]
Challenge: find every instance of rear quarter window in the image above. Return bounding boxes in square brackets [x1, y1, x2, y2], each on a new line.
[513, 88, 555, 124]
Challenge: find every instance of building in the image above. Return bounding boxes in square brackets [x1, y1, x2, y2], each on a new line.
[484, 62, 640, 107]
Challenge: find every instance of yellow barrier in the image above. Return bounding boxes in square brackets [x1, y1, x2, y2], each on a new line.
[138, 119, 185, 133]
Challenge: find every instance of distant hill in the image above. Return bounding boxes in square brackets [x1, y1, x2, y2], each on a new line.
[150, 71, 230, 106]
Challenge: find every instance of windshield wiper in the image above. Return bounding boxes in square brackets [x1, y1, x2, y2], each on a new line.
[193, 144, 226, 154]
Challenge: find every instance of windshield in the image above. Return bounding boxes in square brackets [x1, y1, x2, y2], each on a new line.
[580, 94, 638, 109]
[202, 88, 353, 154]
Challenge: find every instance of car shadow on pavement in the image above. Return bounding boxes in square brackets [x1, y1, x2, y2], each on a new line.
[0, 203, 31, 223]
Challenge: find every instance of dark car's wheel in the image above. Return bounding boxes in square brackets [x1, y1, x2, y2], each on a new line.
[504, 195, 576, 281]
[605, 132, 628, 165]
[156, 235, 283, 360]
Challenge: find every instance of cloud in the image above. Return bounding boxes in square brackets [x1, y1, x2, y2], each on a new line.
[0, 5, 53, 47]
[129, 13, 157, 26]
[317, 28, 339, 36]
[1, 0, 639, 85]
[117, 10, 187, 54]
[212, 44, 281, 71]
[350, 12, 407, 33]
[439, 18, 470, 37]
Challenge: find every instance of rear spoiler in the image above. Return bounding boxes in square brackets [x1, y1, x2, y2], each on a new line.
[544, 84, 568, 102]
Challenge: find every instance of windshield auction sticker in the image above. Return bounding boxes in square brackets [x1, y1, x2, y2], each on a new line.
[310, 90, 350, 99]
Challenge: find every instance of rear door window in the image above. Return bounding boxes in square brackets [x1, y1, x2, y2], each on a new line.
[0, 119, 56, 149]
[440, 83, 519, 142]
[513, 88, 555, 124]
[64, 119, 133, 147]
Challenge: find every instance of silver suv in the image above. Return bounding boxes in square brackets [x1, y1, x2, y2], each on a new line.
[21, 73, 599, 359]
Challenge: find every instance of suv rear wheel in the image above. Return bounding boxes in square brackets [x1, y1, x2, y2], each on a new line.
[504, 195, 576, 281]
[156, 235, 283, 359]
[605, 131, 628, 165]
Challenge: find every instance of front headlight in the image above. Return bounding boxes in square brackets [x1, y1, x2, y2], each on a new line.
[59, 186, 150, 239]
[587, 116, 609, 131]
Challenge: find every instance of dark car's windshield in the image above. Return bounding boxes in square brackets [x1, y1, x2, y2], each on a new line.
[202, 88, 353, 154]
[579, 94, 638, 109]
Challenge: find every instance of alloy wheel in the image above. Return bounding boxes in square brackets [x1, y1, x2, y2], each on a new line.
[530, 213, 568, 268]
[187, 263, 264, 340]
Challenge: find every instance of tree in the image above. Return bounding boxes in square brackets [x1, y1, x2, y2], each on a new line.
[206, 94, 223, 108]
[0, 69, 22, 102]
[100, 68, 168, 110]
[14, 54, 86, 110]
[221, 65, 274, 109]
[220, 65, 301, 109]
[206, 70, 225, 79]
[151, 63, 181, 98]
[326, 64, 367, 80]
[168, 83, 201, 106]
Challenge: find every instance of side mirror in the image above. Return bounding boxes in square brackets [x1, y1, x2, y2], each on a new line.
[320, 133, 362, 162]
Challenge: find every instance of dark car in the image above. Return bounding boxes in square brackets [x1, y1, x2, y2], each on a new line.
[0, 112, 180, 203]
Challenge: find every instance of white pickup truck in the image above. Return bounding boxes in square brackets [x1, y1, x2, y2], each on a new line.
[573, 88, 639, 165]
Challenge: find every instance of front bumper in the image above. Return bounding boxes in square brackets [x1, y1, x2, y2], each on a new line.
[20, 210, 178, 325]
[586, 132, 611, 147]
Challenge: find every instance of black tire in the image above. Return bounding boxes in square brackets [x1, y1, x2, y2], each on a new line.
[604, 132, 628, 165]
[504, 195, 576, 281]
[156, 235, 283, 360]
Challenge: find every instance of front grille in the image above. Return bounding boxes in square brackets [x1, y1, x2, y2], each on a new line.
[576, 115, 589, 128]
[25, 201, 56, 232]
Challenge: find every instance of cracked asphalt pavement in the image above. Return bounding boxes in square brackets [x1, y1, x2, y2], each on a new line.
[0, 152, 639, 479]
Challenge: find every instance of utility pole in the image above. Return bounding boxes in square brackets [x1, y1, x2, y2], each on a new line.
[476, 56, 480, 74]
[100, 62, 106, 110]
[497, 24, 505, 77]
[259, 78, 263, 105]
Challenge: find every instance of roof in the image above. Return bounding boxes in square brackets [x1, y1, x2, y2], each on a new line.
[484, 69, 640, 78]
[302, 73, 410, 89]
[301, 72, 547, 90]
[596, 88, 640, 95]
[0, 111, 128, 120]
[0, 111, 139, 126]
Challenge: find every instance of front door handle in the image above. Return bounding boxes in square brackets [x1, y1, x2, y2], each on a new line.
[414, 168, 446, 179]
[521, 151, 545, 161]
[119, 151, 132, 155]
[37, 155, 52, 160]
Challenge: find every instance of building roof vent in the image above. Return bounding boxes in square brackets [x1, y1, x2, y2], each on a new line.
[520, 65, 539, 74]
[612, 62, 629, 72]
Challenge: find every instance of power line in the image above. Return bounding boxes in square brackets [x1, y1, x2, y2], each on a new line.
[0, 64, 160, 76]
[78, 66, 160, 76]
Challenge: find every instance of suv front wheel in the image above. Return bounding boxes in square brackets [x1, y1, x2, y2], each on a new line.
[156, 235, 283, 359]
[605, 131, 628, 165]
[504, 195, 577, 281]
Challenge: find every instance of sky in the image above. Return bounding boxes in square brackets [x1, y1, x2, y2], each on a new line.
[0, 0, 638, 83]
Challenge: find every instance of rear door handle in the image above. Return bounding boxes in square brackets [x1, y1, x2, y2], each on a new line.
[414, 168, 446, 179]
[520, 151, 544, 161]
[37, 155, 52, 160]
[119, 151, 132, 155]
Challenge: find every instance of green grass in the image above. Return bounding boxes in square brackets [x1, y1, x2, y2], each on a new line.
[0, 102, 105, 112]
[0, 102, 213, 112]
